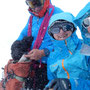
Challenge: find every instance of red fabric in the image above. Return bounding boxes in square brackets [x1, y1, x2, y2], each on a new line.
[28, 4, 54, 49]
[0, 80, 4, 90]
[28, 16, 33, 36]
[0, 59, 33, 90]
[0, 78, 23, 90]
[28, 0, 50, 17]
[5, 78, 23, 90]
[4, 59, 32, 78]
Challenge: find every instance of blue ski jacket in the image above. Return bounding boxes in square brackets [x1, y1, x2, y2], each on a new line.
[17, 0, 63, 63]
[47, 12, 90, 90]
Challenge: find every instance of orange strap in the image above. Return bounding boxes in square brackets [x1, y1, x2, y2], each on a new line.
[62, 59, 70, 79]
[69, 50, 72, 55]
[65, 40, 72, 55]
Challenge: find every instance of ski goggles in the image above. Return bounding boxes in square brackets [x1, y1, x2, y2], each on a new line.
[26, 0, 44, 9]
[82, 16, 90, 29]
[49, 21, 74, 34]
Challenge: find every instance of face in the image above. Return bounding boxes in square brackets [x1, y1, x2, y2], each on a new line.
[53, 29, 72, 40]
[31, 6, 43, 13]
[87, 26, 90, 33]
[82, 16, 90, 33]
[26, 0, 44, 13]
[49, 21, 74, 40]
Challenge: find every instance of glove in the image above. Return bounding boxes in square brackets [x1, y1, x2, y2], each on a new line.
[11, 36, 33, 61]
[48, 78, 71, 90]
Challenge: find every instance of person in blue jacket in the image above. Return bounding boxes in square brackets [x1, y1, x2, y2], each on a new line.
[11, 0, 63, 63]
[10, 0, 63, 89]
[44, 12, 90, 90]
[74, 2, 90, 56]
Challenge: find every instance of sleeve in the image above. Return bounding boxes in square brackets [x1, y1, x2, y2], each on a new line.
[45, 67, 54, 87]
[47, 65, 54, 81]
[70, 79, 90, 90]
[46, 57, 55, 87]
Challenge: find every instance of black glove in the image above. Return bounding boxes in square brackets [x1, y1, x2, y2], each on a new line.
[47, 78, 71, 90]
[11, 36, 33, 61]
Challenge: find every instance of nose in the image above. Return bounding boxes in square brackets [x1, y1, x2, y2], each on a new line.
[58, 29, 65, 36]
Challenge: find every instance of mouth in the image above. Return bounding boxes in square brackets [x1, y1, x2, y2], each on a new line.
[58, 34, 68, 39]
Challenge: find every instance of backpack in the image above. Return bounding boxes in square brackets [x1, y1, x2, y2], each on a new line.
[0, 59, 32, 90]
[0, 59, 48, 90]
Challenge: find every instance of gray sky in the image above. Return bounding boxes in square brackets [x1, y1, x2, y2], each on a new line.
[0, 0, 89, 79]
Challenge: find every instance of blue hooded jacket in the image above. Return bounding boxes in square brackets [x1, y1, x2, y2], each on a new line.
[47, 12, 90, 89]
[74, 2, 90, 45]
[17, 0, 63, 63]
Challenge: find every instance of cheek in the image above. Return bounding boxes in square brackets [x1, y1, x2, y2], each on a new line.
[53, 34, 58, 39]
[87, 26, 90, 33]
[68, 31, 72, 35]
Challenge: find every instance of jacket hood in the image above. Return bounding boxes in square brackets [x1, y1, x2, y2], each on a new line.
[75, 2, 90, 21]
[74, 2, 90, 45]
[74, 2, 90, 28]
[48, 12, 80, 56]
[48, 12, 77, 39]
[49, 12, 76, 27]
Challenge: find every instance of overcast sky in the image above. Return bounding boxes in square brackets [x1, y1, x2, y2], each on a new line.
[0, 0, 89, 80]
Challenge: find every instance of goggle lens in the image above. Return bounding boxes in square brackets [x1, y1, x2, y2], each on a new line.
[51, 28, 60, 34]
[83, 17, 90, 28]
[50, 23, 74, 34]
[26, 0, 44, 9]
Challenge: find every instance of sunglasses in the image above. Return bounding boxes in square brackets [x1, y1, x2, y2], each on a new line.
[82, 16, 90, 29]
[49, 21, 74, 34]
[26, 0, 44, 9]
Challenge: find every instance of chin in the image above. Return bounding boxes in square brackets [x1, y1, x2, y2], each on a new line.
[57, 37, 68, 40]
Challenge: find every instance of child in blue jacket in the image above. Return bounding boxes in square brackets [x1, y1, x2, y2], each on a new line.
[44, 11, 90, 90]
